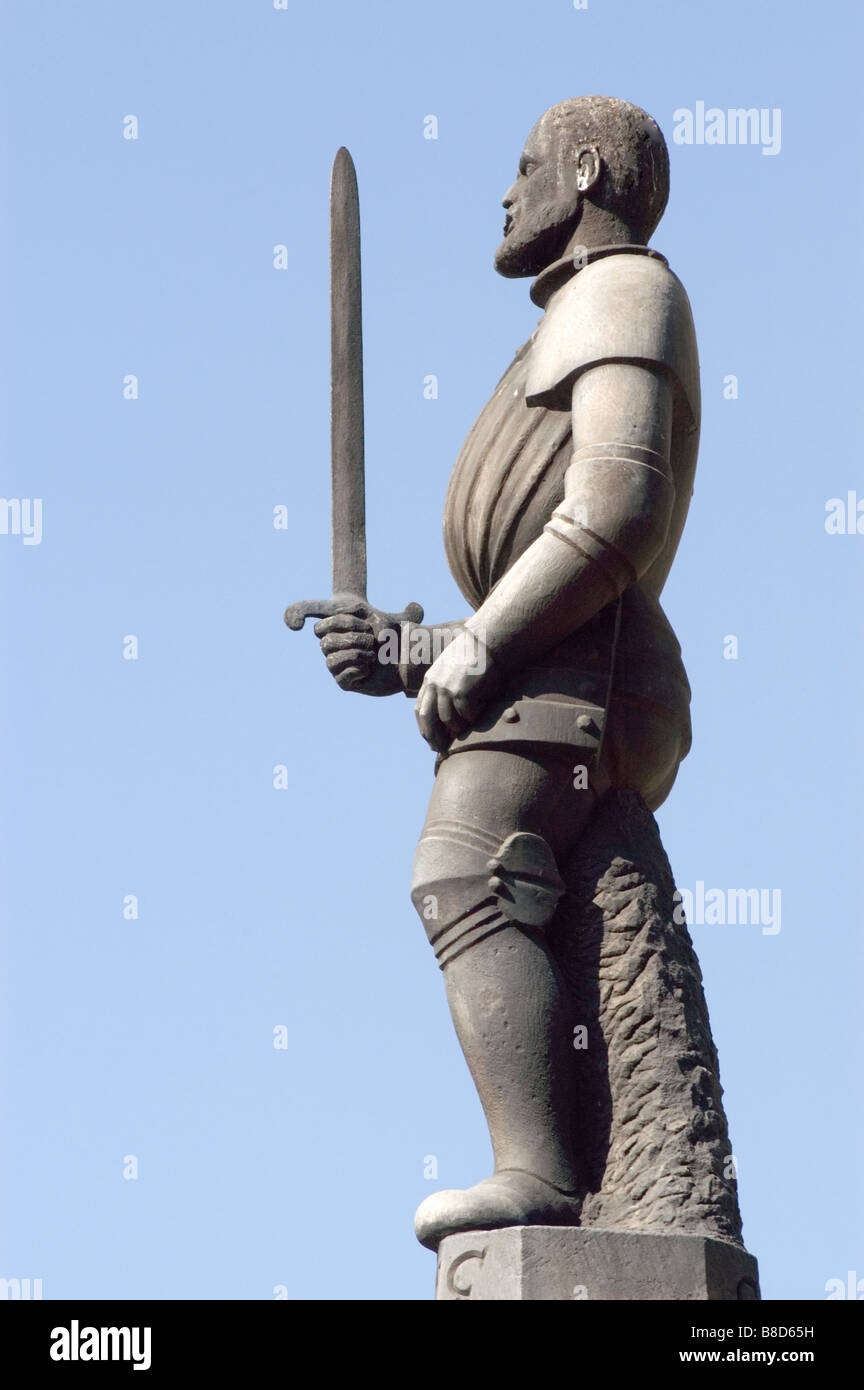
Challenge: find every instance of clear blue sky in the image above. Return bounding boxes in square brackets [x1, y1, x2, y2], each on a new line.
[2, 0, 861, 1301]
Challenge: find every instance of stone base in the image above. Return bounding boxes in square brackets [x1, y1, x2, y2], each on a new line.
[436, 1227, 760, 1301]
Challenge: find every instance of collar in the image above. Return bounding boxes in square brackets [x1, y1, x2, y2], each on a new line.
[530, 243, 668, 309]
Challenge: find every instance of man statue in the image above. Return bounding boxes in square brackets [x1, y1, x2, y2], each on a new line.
[314, 97, 728, 1256]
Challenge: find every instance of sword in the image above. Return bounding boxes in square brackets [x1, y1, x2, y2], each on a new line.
[283, 147, 423, 635]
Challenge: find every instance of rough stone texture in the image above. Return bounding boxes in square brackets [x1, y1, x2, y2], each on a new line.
[547, 788, 743, 1241]
[437, 1228, 760, 1302]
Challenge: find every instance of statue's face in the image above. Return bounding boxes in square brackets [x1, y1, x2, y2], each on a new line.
[494, 114, 583, 277]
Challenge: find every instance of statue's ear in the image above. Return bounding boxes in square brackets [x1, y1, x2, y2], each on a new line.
[575, 145, 601, 194]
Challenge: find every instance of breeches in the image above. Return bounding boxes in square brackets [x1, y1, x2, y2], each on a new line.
[411, 698, 685, 963]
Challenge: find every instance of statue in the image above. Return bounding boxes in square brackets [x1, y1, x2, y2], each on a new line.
[286, 96, 759, 1299]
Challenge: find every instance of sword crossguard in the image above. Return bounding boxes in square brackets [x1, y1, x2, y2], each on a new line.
[284, 595, 424, 632]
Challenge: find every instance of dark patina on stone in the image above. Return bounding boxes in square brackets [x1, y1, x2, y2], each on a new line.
[288, 96, 758, 1299]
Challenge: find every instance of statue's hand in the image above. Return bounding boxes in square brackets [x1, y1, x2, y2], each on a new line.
[314, 612, 402, 696]
[414, 628, 503, 752]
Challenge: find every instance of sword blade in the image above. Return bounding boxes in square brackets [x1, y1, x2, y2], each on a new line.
[283, 149, 423, 635]
[330, 147, 367, 599]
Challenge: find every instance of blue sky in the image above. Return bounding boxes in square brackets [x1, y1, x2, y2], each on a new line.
[2, 0, 861, 1300]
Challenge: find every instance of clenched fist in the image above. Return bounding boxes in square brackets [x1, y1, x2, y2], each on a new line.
[314, 609, 402, 696]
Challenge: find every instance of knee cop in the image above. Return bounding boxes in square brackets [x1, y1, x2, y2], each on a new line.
[411, 819, 566, 968]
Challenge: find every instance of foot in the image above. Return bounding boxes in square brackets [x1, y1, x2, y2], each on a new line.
[414, 1169, 582, 1251]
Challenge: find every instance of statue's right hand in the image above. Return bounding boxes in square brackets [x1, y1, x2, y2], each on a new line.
[314, 612, 401, 696]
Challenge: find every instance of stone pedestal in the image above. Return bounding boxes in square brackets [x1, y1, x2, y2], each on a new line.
[436, 1228, 760, 1301]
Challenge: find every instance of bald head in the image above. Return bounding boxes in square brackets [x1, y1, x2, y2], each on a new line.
[494, 96, 670, 278]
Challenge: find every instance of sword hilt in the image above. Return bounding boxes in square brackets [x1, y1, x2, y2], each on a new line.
[284, 594, 424, 632]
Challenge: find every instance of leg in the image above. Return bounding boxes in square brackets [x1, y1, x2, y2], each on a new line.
[411, 746, 597, 1249]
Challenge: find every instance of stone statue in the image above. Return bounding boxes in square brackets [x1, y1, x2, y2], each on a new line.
[286, 97, 759, 1300]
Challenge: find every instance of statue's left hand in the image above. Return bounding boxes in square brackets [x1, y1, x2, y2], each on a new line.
[414, 629, 502, 752]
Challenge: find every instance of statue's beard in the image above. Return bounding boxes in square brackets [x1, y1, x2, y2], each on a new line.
[494, 205, 582, 279]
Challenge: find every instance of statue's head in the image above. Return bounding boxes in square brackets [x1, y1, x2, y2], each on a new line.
[494, 96, 670, 278]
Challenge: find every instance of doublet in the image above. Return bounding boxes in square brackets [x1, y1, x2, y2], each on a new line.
[439, 246, 701, 804]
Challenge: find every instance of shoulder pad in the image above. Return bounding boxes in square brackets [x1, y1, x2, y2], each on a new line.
[525, 253, 700, 424]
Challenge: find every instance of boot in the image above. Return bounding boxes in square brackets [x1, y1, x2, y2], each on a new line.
[415, 922, 582, 1251]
